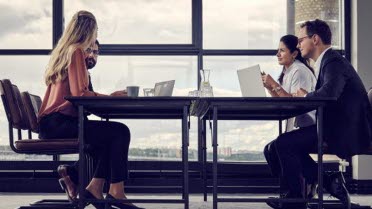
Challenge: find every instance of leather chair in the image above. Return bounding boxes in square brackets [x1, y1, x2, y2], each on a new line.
[1, 79, 79, 209]
[0, 79, 78, 154]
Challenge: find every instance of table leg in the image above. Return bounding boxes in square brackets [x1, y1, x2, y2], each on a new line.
[317, 106, 324, 209]
[212, 106, 218, 209]
[182, 105, 189, 209]
[78, 105, 86, 209]
[202, 119, 207, 202]
[278, 120, 283, 197]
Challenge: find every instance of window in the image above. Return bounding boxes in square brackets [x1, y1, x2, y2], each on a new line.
[89, 56, 198, 161]
[203, 56, 281, 161]
[203, 0, 287, 49]
[0, 0, 52, 49]
[203, 0, 343, 50]
[64, 0, 192, 44]
[0, 1, 347, 165]
[204, 56, 281, 97]
[90, 56, 197, 95]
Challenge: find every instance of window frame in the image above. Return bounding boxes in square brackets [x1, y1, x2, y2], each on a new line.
[0, 0, 352, 180]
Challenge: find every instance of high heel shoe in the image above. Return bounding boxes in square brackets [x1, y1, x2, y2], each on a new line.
[83, 189, 108, 209]
[58, 178, 77, 202]
[57, 164, 78, 202]
[106, 194, 145, 209]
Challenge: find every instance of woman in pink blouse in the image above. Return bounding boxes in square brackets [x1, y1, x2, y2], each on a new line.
[38, 10, 142, 209]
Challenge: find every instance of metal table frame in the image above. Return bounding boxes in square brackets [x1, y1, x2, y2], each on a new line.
[194, 97, 335, 209]
[66, 96, 193, 209]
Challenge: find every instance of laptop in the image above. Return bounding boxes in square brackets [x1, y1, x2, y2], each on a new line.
[154, 80, 175, 96]
[237, 65, 267, 97]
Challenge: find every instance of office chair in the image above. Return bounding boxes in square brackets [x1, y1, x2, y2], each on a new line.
[0, 79, 80, 209]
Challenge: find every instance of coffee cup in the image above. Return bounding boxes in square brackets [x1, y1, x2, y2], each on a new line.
[126, 86, 139, 97]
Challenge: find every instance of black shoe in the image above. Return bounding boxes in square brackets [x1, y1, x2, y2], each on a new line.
[306, 182, 317, 199]
[57, 164, 78, 184]
[266, 198, 282, 209]
[83, 189, 107, 209]
[106, 193, 145, 209]
[58, 178, 77, 202]
[57, 165, 78, 202]
[266, 193, 307, 209]
[324, 171, 351, 209]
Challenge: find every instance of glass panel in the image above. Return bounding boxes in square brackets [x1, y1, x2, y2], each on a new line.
[203, 0, 287, 49]
[204, 56, 280, 97]
[203, 0, 343, 49]
[294, 0, 343, 49]
[0, 56, 51, 161]
[205, 120, 279, 162]
[64, 0, 192, 44]
[204, 56, 279, 161]
[0, 1, 52, 49]
[61, 56, 198, 161]
[204, 56, 340, 162]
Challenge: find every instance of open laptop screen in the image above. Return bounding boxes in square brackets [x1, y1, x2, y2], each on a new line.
[154, 80, 175, 96]
[237, 65, 266, 97]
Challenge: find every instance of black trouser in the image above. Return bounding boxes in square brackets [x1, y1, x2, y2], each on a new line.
[39, 112, 131, 183]
[264, 125, 318, 196]
[264, 140, 288, 191]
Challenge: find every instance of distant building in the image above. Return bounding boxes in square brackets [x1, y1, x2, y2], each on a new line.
[218, 147, 232, 157]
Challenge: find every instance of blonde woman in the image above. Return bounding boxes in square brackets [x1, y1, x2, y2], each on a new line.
[38, 11, 142, 209]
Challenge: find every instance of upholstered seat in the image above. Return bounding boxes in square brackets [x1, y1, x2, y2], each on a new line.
[14, 138, 78, 152]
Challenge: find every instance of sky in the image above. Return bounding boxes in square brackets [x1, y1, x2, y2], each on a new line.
[0, 0, 333, 157]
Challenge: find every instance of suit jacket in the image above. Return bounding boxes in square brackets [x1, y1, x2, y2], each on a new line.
[306, 49, 372, 158]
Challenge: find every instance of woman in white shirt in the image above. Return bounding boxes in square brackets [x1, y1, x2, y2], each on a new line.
[262, 34, 317, 128]
[263, 35, 317, 201]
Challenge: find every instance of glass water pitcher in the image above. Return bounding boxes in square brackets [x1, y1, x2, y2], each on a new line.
[200, 69, 213, 97]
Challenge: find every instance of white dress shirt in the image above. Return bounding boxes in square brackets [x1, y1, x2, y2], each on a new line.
[282, 60, 317, 131]
[303, 47, 332, 98]
[313, 47, 332, 79]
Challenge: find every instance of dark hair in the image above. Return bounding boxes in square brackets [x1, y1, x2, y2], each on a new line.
[95, 39, 100, 47]
[277, 35, 314, 85]
[300, 19, 332, 45]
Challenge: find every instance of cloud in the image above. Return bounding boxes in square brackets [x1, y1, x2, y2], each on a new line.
[64, 0, 191, 44]
[0, 1, 52, 48]
[203, 0, 286, 49]
[206, 121, 279, 152]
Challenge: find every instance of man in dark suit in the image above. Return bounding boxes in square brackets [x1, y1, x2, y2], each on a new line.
[266, 19, 372, 209]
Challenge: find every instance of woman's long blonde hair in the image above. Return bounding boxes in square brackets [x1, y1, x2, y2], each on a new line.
[45, 10, 97, 85]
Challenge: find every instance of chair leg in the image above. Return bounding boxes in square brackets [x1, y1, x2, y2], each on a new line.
[17, 199, 78, 209]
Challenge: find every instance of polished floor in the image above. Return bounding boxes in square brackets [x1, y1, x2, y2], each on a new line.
[1, 193, 372, 209]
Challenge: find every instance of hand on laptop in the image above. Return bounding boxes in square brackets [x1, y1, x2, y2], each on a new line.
[261, 74, 276, 89]
[110, 90, 128, 97]
[293, 88, 308, 97]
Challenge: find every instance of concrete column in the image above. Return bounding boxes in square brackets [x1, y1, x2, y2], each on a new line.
[352, 0, 372, 90]
[287, 0, 295, 34]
